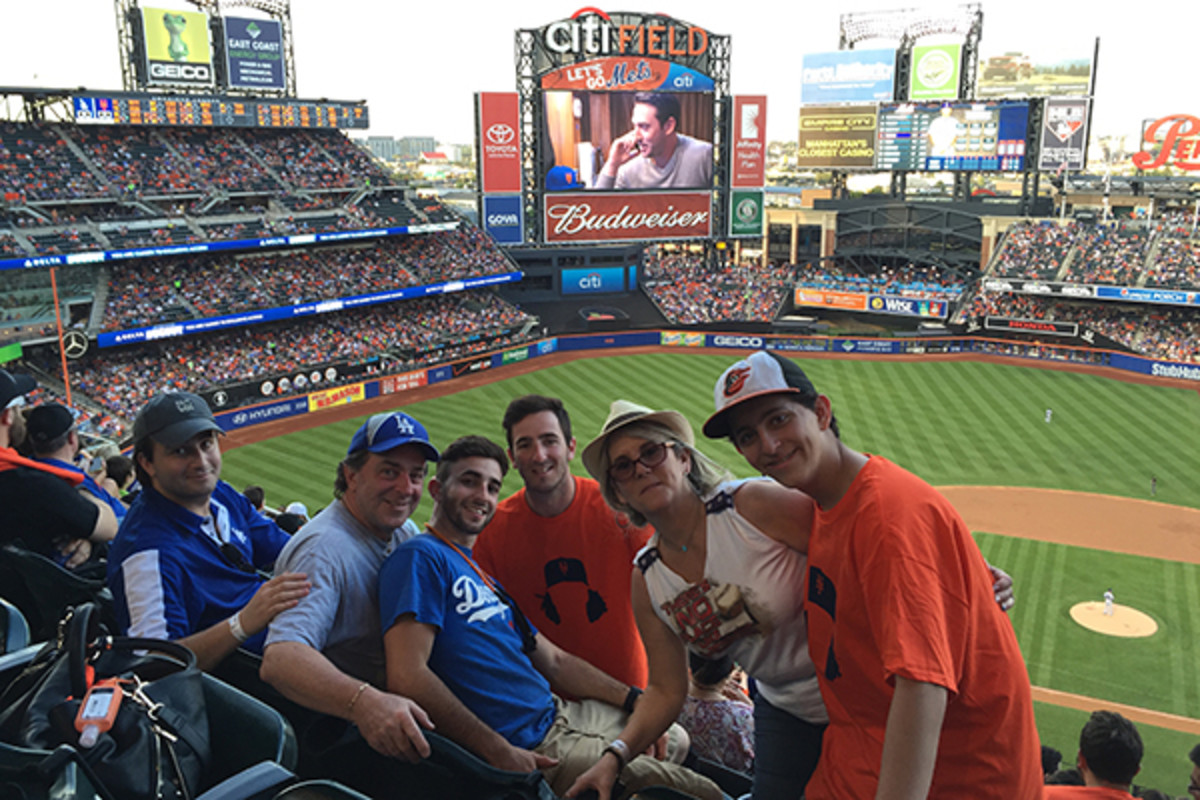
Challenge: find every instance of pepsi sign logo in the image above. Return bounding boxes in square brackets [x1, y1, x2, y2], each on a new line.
[486, 124, 515, 145]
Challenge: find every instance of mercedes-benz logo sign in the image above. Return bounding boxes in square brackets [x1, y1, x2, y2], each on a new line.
[62, 330, 89, 360]
[486, 124, 515, 145]
[212, 390, 229, 407]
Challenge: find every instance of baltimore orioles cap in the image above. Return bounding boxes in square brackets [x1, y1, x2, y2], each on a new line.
[703, 351, 817, 439]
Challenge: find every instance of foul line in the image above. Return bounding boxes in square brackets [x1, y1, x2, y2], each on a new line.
[1031, 686, 1200, 735]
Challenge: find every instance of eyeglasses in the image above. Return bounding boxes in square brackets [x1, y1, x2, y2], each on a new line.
[608, 442, 671, 483]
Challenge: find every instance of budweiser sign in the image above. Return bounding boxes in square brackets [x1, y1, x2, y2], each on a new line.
[544, 192, 711, 243]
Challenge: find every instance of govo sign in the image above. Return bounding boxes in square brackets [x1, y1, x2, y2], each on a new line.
[482, 195, 523, 245]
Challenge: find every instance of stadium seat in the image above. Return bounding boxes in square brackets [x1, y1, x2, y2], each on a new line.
[0, 545, 116, 642]
[0, 597, 30, 654]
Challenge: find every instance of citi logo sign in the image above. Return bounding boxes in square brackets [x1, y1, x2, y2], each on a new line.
[579, 273, 603, 289]
[486, 124, 515, 145]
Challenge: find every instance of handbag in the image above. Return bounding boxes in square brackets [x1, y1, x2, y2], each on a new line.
[0, 603, 212, 800]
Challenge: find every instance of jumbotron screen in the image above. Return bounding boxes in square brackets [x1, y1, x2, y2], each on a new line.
[540, 90, 715, 191]
[875, 101, 1030, 172]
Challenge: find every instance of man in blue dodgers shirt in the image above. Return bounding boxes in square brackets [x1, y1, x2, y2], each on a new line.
[380, 435, 721, 800]
[108, 391, 310, 670]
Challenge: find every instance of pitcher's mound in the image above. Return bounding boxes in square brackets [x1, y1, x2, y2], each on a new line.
[1069, 602, 1158, 638]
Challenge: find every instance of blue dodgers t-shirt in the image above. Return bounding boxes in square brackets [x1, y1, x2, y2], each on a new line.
[379, 534, 556, 750]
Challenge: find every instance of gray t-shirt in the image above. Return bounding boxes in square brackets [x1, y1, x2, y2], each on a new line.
[265, 500, 419, 687]
[594, 133, 713, 190]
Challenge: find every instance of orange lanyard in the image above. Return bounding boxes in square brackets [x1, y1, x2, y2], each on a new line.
[425, 525, 498, 593]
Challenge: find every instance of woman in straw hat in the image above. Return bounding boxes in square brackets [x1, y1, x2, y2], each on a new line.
[566, 399, 825, 800]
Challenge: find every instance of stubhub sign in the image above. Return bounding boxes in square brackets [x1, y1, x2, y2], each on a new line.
[562, 267, 625, 295]
[483, 195, 523, 245]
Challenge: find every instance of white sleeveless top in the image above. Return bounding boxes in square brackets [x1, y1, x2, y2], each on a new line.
[637, 479, 827, 724]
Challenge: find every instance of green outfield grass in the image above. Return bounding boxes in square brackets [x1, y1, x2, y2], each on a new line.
[221, 352, 1200, 792]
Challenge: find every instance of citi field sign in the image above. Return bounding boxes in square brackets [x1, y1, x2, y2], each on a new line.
[541, 8, 710, 59]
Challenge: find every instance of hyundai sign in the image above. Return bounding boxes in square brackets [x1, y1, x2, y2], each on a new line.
[483, 195, 524, 245]
[562, 267, 624, 295]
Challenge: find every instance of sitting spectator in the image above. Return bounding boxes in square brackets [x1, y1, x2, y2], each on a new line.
[274, 512, 305, 535]
[243, 484, 267, 513]
[1044, 710, 1143, 798]
[107, 391, 310, 670]
[106, 453, 139, 502]
[0, 371, 116, 569]
[284, 501, 310, 526]
[677, 652, 755, 775]
[26, 402, 127, 523]
[1188, 742, 1200, 799]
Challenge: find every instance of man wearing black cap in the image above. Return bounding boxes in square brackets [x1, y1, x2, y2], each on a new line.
[27, 402, 127, 525]
[0, 369, 113, 567]
[261, 411, 439, 770]
[108, 391, 311, 670]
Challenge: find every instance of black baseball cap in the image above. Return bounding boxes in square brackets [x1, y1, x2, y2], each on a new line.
[133, 391, 223, 450]
[0, 368, 36, 410]
[26, 403, 75, 447]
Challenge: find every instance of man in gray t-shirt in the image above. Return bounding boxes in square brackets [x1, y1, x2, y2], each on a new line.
[260, 411, 440, 764]
[592, 91, 713, 190]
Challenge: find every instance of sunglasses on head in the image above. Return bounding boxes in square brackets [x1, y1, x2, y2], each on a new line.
[608, 441, 674, 483]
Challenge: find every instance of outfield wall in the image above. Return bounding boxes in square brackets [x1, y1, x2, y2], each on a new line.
[211, 332, 1200, 433]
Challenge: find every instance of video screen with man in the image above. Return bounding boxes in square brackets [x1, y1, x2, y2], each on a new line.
[541, 90, 715, 191]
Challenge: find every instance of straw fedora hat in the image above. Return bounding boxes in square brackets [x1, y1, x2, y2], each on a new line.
[580, 400, 694, 483]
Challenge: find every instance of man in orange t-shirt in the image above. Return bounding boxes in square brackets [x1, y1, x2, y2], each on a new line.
[1044, 710, 1143, 799]
[706, 351, 1042, 800]
[475, 395, 650, 691]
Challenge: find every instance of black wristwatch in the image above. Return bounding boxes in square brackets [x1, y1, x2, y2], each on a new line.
[622, 686, 643, 714]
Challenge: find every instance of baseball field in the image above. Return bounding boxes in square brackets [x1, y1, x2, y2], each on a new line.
[222, 350, 1200, 792]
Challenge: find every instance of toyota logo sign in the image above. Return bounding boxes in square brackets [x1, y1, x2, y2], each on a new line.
[486, 124, 515, 145]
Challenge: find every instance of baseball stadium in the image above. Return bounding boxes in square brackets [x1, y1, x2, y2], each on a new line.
[1, 3, 1198, 800]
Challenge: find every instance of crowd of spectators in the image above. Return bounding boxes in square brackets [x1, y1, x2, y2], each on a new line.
[964, 291, 1199, 363]
[39, 291, 532, 421]
[1144, 238, 1200, 289]
[793, 260, 966, 301]
[100, 226, 514, 331]
[1062, 224, 1149, 285]
[993, 221, 1079, 280]
[643, 249, 796, 324]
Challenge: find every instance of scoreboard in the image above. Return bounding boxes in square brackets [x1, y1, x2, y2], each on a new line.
[71, 92, 369, 130]
[875, 101, 1029, 172]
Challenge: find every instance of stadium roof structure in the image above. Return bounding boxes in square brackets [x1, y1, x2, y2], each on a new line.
[839, 3, 982, 46]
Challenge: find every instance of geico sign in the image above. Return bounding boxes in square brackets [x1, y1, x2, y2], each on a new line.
[713, 336, 763, 348]
[150, 63, 212, 81]
[487, 213, 519, 226]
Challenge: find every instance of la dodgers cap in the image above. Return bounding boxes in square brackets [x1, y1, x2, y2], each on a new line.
[133, 391, 224, 450]
[0, 368, 36, 410]
[703, 351, 817, 439]
[25, 403, 76, 446]
[347, 411, 439, 462]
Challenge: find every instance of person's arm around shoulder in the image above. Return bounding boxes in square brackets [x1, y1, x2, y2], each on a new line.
[566, 568, 689, 799]
[734, 478, 814, 553]
[262, 641, 432, 761]
[875, 676, 949, 800]
[384, 614, 558, 774]
[177, 571, 311, 671]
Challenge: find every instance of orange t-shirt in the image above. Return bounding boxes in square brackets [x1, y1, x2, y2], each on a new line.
[1043, 787, 1135, 799]
[804, 456, 1042, 800]
[474, 476, 651, 688]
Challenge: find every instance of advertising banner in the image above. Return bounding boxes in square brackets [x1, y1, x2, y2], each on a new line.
[1038, 98, 1089, 171]
[141, 7, 214, 87]
[1131, 115, 1200, 172]
[1107, 355, 1200, 382]
[223, 17, 285, 90]
[541, 57, 713, 92]
[798, 105, 877, 168]
[72, 97, 115, 124]
[544, 192, 711, 243]
[867, 295, 948, 318]
[380, 370, 428, 395]
[794, 289, 868, 311]
[801, 49, 896, 105]
[707, 334, 765, 349]
[909, 44, 961, 101]
[562, 267, 626, 295]
[307, 382, 365, 412]
[451, 356, 492, 377]
[660, 331, 705, 347]
[833, 339, 901, 354]
[729, 190, 764, 237]
[216, 397, 309, 432]
[766, 337, 830, 353]
[977, 46, 1093, 98]
[1095, 285, 1200, 307]
[501, 347, 531, 365]
[482, 195, 524, 245]
[732, 96, 768, 187]
[984, 317, 1079, 336]
[478, 93, 522, 193]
